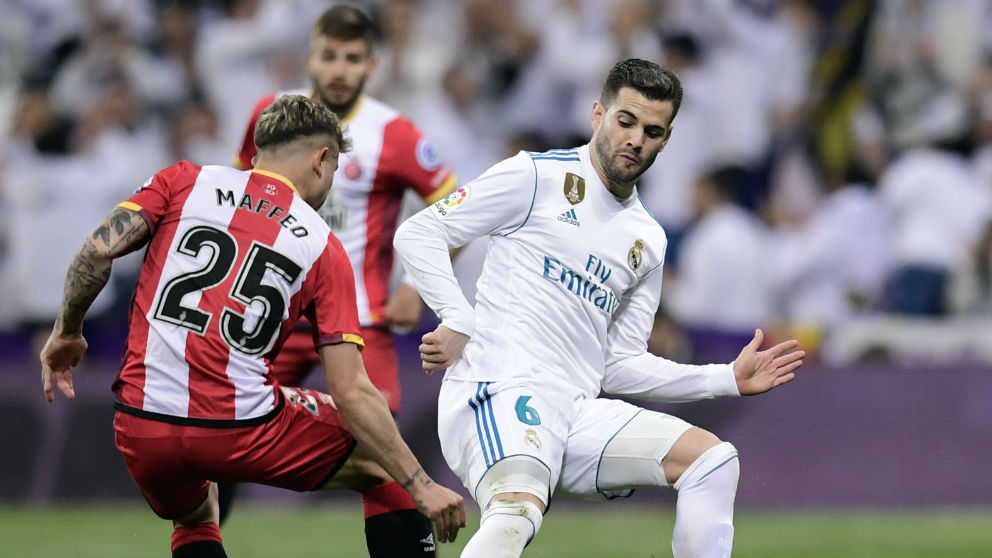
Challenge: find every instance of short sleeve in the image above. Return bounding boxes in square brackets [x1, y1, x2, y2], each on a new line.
[381, 117, 457, 203]
[305, 233, 365, 349]
[120, 160, 198, 235]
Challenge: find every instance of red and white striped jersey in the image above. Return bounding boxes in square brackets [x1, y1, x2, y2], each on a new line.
[112, 161, 364, 426]
[236, 92, 457, 326]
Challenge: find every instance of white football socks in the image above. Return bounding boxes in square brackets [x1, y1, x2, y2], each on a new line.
[460, 499, 543, 558]
[671, 442, 740, 558]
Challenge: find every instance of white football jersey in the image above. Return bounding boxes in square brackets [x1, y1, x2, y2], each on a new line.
[396, 145, 738, 401]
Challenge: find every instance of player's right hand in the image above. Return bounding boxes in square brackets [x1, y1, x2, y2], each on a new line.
[411, 482, 466, 544]
[40, 332, 87, 402]
[733, 328, 804, 395]
[419, 326, 469, 375]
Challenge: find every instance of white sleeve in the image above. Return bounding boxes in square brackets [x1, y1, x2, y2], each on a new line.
[603, 265, 741, 403]
[394, 152, 536, 337]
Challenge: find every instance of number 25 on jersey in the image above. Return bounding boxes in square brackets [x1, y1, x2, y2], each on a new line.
[153, 225, 301, 355]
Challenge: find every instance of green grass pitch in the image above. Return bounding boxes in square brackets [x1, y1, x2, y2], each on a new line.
[1, 503, 990, 557]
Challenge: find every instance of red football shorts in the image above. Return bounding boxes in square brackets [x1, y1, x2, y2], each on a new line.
[269, 325, 401, 413]
[114, 386, 355, 519]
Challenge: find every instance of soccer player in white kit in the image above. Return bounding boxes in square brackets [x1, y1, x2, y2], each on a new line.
[394, 59, 805, 558]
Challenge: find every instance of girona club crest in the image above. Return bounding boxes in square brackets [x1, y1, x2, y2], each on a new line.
[563, 172, 585, 205]
[344, 158, 362, 180]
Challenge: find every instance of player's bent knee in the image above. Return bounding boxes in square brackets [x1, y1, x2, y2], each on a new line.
[597, 411, 694, 491]
[475, 455, 552, 511]
[673, 441, 739, 492]
[483, 499, 544, 542]
[663, 427, 724, 484]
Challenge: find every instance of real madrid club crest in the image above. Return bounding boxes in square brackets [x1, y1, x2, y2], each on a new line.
[563, 172, 585, 205]
[628, 239, 644, 271]
[524, 428, 541, 449]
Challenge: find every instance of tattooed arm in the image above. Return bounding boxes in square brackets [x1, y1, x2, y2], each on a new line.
[41, 207, 150, 402]
[318, 342, 466, 542]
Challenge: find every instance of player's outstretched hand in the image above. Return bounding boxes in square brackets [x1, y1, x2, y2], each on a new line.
[407, 475, 466, 543]
[40, 332, 88, 402]
[419, 325, 469, 375]
[733, 328, 804, 395]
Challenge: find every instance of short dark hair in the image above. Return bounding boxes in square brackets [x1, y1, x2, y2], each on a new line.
[311, 5, 376, 48]
[600, 59, 683, 121]
[254, 95, 350, 153]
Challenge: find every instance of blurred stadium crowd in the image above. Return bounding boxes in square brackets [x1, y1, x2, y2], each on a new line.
[2, 0, 992, 366]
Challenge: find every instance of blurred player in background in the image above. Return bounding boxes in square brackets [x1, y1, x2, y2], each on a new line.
[39, 95, 464, 558]
[395, 59, 804, 558]
[227, 5, 459, 545]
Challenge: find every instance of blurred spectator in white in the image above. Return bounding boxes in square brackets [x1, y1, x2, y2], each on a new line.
[662, 165, 773, 363]
[877, 92, 992, 315]
[170, 99, 230, 165]
[769, 158, 894, 358]
[770, 0, 821, 136]
[872, 0, 989, 93]
[0, 1, 83, 160]
[866, 0, 989, 151]
[0, 0, 86, 83]
[409, 62, 505, 307]
[153, 3, 201, 93]
[972, 54, 992, 192]
[50, 0, 186, 119]
[533, 0, 615, 141]
[963, 53, 992, 312]
[72, 75, 171, 184]
[537, 0, 663, 140]
[639, 31, 718, 255]
[410, 63, 502, 183]
[0, 84, 160, 352]
[680, 0, 804, 171]
[457, 0, 544, 143]
[195, 0, 307, 154]
[366, 0, 455, 115]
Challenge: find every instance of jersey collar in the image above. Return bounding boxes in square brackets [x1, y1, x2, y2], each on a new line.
[251, 169, 299, 194]
[340, 95, 363, 125]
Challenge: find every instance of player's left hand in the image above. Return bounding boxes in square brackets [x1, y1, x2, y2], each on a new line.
[40, 331, 88, 402]
[409, 480, 466, 544]
[385, 283, 423, 333]
[733, 328, 804, 395]
[419, 326, 469, 375]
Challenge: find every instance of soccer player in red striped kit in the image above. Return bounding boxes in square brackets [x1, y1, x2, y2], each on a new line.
[229, 6, 459, 547]
[39, 95, 464, 558]
[235, 5, 457, 410]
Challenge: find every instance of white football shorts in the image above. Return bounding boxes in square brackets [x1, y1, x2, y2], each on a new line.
[437, 377, 693, 507]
